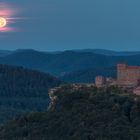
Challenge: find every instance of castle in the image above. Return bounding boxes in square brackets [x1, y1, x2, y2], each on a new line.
[94, 63, 140, 95]
[95, 63, 140, 88]
[49, 63, 140, 99]
[117, 64, 140, 87]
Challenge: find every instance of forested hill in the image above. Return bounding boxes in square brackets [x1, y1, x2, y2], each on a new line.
[1, 85, 140, 140]
[2, 49, 140, 76]
[0, 64, 62, 123]
[60, 67, 117, 83]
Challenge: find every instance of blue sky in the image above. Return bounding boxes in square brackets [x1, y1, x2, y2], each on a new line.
[0, 0, 140, 51]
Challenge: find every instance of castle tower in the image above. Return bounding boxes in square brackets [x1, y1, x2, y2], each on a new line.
[117, 63, 140, 87]
[95, 76, 105, 87]
[117, 64, 127, 85]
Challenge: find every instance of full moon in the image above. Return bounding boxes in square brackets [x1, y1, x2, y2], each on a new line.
[0, 17, 7, 28]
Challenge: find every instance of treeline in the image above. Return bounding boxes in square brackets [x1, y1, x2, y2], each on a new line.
[0, 64, 62, 123]
[1, 86, 140, 140]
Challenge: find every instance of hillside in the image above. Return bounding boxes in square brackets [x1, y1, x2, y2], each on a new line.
[0, 64, 62, 123]
[60, 67, 116, 83]
[1, 49, 140, 77]
[0, 50, 12, 57]
[1, 85, 140, 140]
[1, 49, 140, 84]
[73, 49, 140, 56]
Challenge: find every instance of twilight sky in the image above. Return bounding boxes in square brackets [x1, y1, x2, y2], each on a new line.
[0, 0, 140, 51]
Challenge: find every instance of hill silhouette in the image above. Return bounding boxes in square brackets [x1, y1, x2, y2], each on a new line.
[0, 49, 140, 75]
[0, 49, 140, 83]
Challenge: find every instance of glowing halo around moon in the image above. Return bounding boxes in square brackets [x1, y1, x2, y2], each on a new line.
[0, 17, 7, 28]
[0, 2, 21, 32]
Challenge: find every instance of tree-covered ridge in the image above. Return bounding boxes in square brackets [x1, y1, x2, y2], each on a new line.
[0, 64, 61, 97]
[1, 86, 140, 140]
[0, 64, 62, 123]
[2, 49, 140, 76]
[60, 67, 116, 83]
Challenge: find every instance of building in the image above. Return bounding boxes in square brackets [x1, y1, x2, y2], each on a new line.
[133, 87, 140, 95]
[117, 64, 140, 87]
[106, 77, 117, 86]
[95, 76, 105, 87]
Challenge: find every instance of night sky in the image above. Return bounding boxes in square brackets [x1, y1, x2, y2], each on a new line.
[0, 0, 140, 51]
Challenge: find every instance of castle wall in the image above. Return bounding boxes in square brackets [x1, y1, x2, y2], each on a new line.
[95, 76, 105, 87]
[117, 64, 140, 87]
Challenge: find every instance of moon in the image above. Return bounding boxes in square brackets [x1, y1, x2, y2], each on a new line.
[0, 17, 7, 28]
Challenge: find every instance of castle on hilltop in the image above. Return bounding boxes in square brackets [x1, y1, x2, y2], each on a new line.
[95, 63, 140, 88]
[95, 63, 140, 95]
[48, 63, 140, 99]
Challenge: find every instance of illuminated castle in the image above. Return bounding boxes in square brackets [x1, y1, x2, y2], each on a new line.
[95, 76, 105, 87]
[117, 64, 140, 87]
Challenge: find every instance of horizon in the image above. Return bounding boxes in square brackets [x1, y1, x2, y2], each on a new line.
[2, 48, 140, 52]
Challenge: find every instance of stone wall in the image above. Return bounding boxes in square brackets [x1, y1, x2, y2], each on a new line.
[117, 64, 140, 87]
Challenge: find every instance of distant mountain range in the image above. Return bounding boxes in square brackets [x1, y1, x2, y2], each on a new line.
[2, 48, 140, 56]
[0, 49, 140, 83]
[72, 49, 140, 56]
[0, 50, 12, 57]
